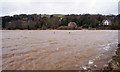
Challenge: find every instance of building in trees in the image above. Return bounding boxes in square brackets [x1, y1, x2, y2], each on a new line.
[68, 22, 77, 29]
[102, 20, 111, 26]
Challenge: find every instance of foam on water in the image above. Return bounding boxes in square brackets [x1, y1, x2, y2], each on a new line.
[99, 41, 118, 51]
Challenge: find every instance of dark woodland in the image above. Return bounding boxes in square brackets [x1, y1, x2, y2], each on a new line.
[2, 14, 120, 30]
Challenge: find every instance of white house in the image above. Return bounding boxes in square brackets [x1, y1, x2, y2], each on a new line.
[102, 20, 111, 26]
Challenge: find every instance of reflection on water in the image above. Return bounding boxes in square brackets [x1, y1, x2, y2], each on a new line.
[2, 30, 118, 70]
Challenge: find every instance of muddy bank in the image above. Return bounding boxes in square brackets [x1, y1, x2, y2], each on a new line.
[104, 44, 120, 71]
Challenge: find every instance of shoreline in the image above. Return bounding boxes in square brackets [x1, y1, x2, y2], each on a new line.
[1, 30, 119, 31]
[104, 44, 120, 71]
[1, 29, 119, 30]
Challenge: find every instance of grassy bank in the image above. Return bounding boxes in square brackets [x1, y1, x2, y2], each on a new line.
[104, 44, 120, 71]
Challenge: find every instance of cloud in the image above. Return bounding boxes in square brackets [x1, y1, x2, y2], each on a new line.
[0, 0, 119, 2]
[0, 0, 119, 16]
[118, 1, 120, 14]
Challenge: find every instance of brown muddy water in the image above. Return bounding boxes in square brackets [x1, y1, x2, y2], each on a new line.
[1, 30, 118, 70]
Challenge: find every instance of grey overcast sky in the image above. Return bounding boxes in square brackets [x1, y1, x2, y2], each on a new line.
[0, 0, 119, 16]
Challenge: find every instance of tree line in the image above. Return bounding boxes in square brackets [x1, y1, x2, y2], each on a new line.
[1, 14, 120, 30]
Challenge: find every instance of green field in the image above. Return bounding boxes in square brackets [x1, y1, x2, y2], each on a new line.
[53, 14, 65, 17]
[37, 14, 65, 18]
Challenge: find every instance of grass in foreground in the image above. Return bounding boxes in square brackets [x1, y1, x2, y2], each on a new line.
[104, 44, 120, 71]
